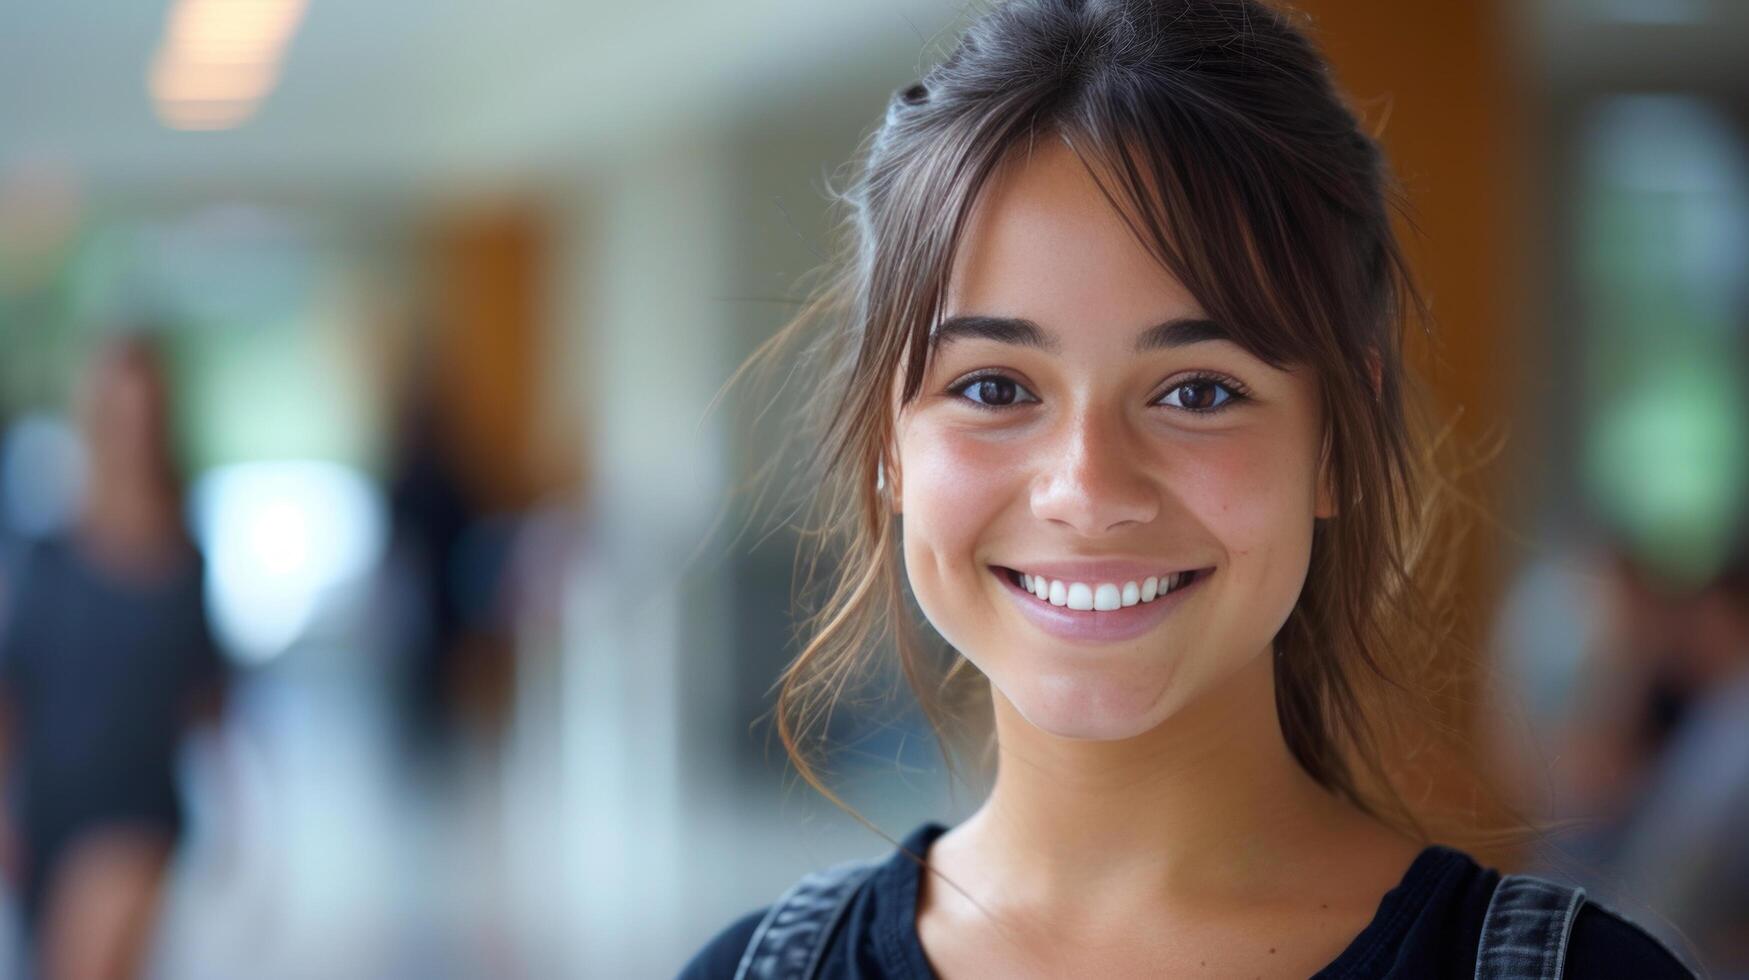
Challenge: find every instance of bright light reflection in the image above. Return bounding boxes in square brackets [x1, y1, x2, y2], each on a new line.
[190, 460, 386, 664]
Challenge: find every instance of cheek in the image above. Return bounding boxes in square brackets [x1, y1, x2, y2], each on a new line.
[1178, 434, 1312, 536]
[897, 425, 1023, 633]
[1166, 426, 1320, 625]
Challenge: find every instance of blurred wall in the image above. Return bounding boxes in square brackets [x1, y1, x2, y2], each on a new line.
[1297, 0, 1530, 865]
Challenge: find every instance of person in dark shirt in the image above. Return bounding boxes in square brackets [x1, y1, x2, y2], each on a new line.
[0, 335, 228, 980]
[681, 823, 1690, 978]
[684, 1, 1695, 975]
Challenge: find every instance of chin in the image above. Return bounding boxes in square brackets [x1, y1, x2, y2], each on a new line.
[999, 664, 1180, 741]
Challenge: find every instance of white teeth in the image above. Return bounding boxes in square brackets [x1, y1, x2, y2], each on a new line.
[1014, 570, 1198, 612]
[1066, 583, 1094, 611]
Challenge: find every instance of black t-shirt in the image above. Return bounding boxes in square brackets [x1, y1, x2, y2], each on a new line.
[0, 535, 224, 838]
[679, 821, 1695, 978]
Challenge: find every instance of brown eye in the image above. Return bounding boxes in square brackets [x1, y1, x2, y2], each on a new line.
[977, 378, 1016, 405]
[1178, 381, 1220, 410]
[950, 373, 1037, 409]
[1156, 375, 1246, 413]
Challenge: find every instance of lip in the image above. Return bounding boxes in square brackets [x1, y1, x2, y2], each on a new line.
[1001, 559, 1203, 582]
[991, 563, 1212, 645]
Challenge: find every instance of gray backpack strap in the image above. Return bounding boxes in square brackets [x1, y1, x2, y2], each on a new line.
[733, 857, 882, 980]
[1474, 873, 1587, 980]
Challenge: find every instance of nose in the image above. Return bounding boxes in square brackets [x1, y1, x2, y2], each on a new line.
[1029, 407, 1160, 535]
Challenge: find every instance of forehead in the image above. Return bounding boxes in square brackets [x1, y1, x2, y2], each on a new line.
[943, 138, 1201, 329]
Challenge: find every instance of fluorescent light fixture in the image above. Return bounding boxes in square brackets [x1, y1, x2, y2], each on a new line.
[149, 0, 309, 131]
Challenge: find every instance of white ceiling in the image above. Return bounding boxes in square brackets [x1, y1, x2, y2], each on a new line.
[14, 0, 1747, 198]
[0, 0, 963, 193]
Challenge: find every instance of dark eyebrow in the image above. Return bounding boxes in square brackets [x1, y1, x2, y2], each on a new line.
[1134, 317, 1235, 351]
[931, 313, 1235, 354]
[931, 315, 1059, 353]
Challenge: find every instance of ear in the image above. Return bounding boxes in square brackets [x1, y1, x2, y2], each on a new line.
[878, 450, 902, 515]
[888, 453, 903, 515]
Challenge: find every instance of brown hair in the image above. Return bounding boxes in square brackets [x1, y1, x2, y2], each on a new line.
[745, 0, 1531, 858]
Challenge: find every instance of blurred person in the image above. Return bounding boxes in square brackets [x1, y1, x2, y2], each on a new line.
[377, 358, 520, 775]
[0, 334, 228, 980]
[1525, 542, 1749, 974]
[680, 2, 1692, 977]
[381, 365, 481, 768]
[1614, 546, 1749, 972]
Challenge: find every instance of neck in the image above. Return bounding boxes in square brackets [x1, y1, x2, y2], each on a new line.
[80, 486, 183, 571]
[952, 648, 1366, 913]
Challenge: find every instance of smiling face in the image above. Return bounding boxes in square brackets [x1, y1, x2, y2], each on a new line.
[894, 138, 1336, 741]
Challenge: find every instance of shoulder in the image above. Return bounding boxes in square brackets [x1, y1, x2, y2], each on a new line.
[0, 537, 60, 650]
[1565, 900, 1697, 978]
[1373, 847, 1695, 978]
[676, 824, 945, 980]
[1469, 862, 1694, 978]
[8, 534, 65, 582]
[677, 907, 768, 980]
[674, 856, 885, 980]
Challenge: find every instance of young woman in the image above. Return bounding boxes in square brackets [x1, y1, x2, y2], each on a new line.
[682, 1, 1695, 976]
[0, 335, 229, 980]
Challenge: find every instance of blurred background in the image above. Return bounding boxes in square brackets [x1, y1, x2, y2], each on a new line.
[0, 0, 1745, 977]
